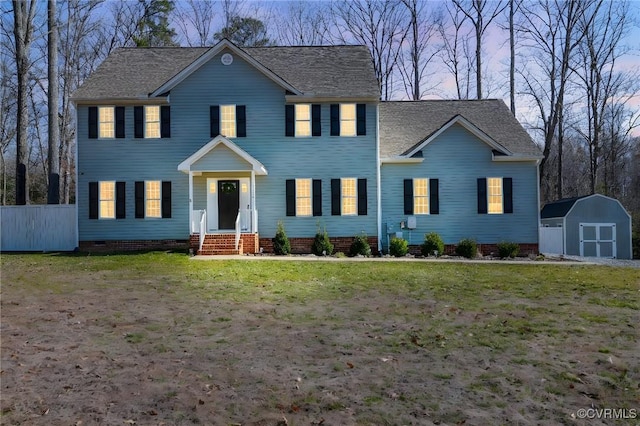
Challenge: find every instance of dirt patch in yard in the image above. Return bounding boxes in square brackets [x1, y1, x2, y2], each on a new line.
[1, 255, 638, 425]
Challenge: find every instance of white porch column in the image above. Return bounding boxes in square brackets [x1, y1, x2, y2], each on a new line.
[251, 170, 257, 233]
[189, 171, 194, 233]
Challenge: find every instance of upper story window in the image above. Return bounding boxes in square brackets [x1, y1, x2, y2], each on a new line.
[210, 105, 246, 138]
[98, 107, 115, 139]
[295, 104, 311, 137]
[220, 105, 236, 138]
[330, 103, 366, 136]
[99, 181, 115, 219]
[340, 104, 356, 137]
[145, 106, 161, 139]
[145, 181, 162, 218]
[413, 178, 429, 215]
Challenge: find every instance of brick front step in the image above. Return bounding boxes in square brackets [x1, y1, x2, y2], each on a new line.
[196, 234, 244, 255]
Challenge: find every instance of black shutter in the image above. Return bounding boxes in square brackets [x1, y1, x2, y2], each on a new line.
[330, 104, 340, 136]
[161, 181, 172, 218]
[404, 179, 413, 215]
[88, 107, 98, 139]
[236, 105, 246, 137]
[331, 179, 341, 215]
[312, 179, 322, 216]
[477, 178, 487, 214]
[285, 105, 294, 137]
[161, 105, 171, 138]
[503, 177, 513, 214]
[356, 104, 366, 136]
[115, 107, 125, 138]
[134, 106, 144, 138]
[312, 104, 321, 136]
[430, 179, 439, 214]
[357, 178, 367, 216]
[210, 105, 220, 137]
[89, 182, 98, 219]
[286, 179, 295, 216]
[135, 181, 144, 218]
[116, 181, 126, 219]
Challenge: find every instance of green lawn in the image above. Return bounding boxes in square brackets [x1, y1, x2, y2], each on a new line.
[1, 252, 638, 425]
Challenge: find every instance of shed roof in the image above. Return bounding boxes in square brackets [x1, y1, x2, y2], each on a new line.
[540, 196, 587, 219]
[73, 42, 380, 101]
[379, 100, 542, 158]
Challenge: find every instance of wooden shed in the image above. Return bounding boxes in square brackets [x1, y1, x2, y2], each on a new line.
[540, 194, 632, 259]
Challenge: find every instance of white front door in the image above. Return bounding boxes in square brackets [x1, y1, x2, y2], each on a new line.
[206, 177, 250, 232]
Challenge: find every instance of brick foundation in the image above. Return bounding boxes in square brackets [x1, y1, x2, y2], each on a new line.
[79, 239, 189, 253]
[190, 233, 259, 254]
[259, 236, 380, 255]
[406, 243, 539, 257]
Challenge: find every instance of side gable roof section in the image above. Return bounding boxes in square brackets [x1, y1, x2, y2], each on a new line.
[379, 100, 543, 160]
[178, 135, 268, 175]
[151, 39, 302, 98]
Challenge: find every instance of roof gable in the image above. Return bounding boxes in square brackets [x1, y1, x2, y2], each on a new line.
[178, 136, 268, 175]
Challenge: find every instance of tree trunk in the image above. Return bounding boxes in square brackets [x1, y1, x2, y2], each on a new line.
[48, 0, 60, 204]
[509, 0, 515, 114]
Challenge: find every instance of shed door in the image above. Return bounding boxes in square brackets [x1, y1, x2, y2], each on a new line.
[579, 223, 616, 258]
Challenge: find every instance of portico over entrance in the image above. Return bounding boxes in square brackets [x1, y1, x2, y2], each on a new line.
[178, 136, 267, 239]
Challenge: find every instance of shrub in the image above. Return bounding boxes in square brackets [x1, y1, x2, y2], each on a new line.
[311, 229, 333, 256]
[497, 241, 520, 258]
[389, 237, 408, 257]
[421, 232, 445, 257]
[349, 234, 372, 257]
[455, 238, 477, 259]
[273, 221, 291, 255]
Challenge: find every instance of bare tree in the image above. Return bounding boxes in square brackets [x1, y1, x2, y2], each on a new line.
[452, 0, 507, 99]
[331, 0, 409, 100]
[47, 0, 59, 204]
[275, 1, 330, 46]
[0, 53, 16, 205]
[175, 0, 217, 47]
[12, 0, 37, 205]
[398, 0, 440, 100]
[518, 0, 595, 200]
[438, 2, 474, 99]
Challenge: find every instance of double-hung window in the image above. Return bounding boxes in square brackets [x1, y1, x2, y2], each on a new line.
[99, 181, 115, 219]
[330, 178, 367, 216]
[145, 181, 162, 218]
[330, 103, 366, 136]
[478, 177, 512, 214]
[404, 178, 439, 215]
[295, 104, 311, 137]
[144, 106, 161, 139]
[220, 105, 236, 138]
[210, 105, 246, 138]
[285, 104, 321, 137]
[286, 179, 322, 217]
[341, 178, 357, 215]
[98, 107, 115, 139]
[295, 178, 312, 216]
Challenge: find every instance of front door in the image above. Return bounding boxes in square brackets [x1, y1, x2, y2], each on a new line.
[218, 180, 240, 229]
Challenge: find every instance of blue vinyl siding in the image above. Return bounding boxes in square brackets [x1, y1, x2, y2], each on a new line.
[381, 124, 539, 248]
[77, 48, 378, 241]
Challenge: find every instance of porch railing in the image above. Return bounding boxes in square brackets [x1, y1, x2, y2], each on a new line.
[199, 210, 206, 253]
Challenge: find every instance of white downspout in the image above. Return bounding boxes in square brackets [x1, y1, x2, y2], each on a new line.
[189, 171, 194, 234]
[376, 103, 382, 254]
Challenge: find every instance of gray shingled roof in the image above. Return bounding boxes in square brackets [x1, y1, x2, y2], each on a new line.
[73, 44, 380, 101]
[379, 100, 542, 158]
[540, 196, 587, 218]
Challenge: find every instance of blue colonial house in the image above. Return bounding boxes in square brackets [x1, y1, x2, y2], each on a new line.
[72, 39, 542, 255]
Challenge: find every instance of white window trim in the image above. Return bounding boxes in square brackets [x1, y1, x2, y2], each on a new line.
[144, 105, 161, 139]
[295, 104, 312, 138]
[99, 180, 115, 219]
[340, 103, 357, 137]
[487, 177, 503, 215]
[295, 178, 312, 217]
[145, 180, 162, 218]
[341, 177, 357, 216]
[413, 178, 430, 215]
[98, 106, 115, 139]
[220, 104, 237, 138]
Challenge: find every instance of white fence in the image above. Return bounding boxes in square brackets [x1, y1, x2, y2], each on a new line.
[1, 205, 77, 251]
[539, 226, 564, 255]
